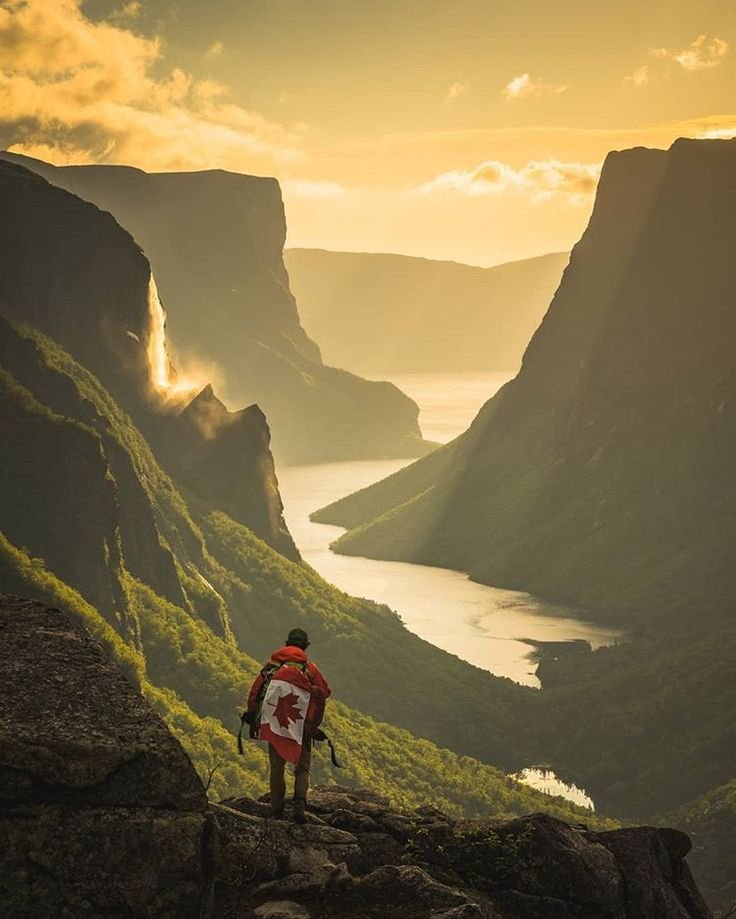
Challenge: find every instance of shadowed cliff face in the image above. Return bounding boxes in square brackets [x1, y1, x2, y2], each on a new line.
[158, 385, 298, 560]
[0, 159, 298, 558]
[0, 153, 431, 463]
[0, 160, 152, 407]
[317, 138, 736, 624]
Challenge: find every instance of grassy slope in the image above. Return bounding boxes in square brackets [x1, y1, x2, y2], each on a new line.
[4, 321, 538, 772]
[0, 329, 602, 826]
[0, 533, 604, 825]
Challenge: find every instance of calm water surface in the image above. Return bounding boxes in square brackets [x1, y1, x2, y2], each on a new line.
[279, 372, 620, 689]
[511, 768, 595, 810]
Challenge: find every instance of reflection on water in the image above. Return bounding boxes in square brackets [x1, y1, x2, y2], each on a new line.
[279, 457, 620, 688]
[512, 768, 595, 810]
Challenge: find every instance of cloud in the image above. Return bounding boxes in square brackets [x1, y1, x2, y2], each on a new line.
[624, 65, 650, 87]
[108, 1, 141, 23]
[444, 81, 469, 103]
[503, 73, 567, 101]
[204, 40, 224, 59]
[652, 34, 729, 72]
[420, 158, 600, 203]
[699, 125, 736, 139]
[0, 0, 300, 172]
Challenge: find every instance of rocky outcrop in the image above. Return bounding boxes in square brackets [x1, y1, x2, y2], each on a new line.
[213, 786, 712, 919]
[1, 153, 432, 463]
[158, 384, 298, 560]
[0, 159, 297, 558]
[317, 138, 736, 624]
[286, 248, 568, 374]
[0, 596, 212, 918]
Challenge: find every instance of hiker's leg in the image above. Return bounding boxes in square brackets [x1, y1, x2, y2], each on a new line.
[269, 743, 286, 816]
[294, 738, 312, 804]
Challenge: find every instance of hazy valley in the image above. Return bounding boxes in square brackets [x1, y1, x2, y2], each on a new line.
[2, 134, 735, 916]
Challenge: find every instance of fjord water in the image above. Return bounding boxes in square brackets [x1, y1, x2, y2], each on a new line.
[279, 372, 619, 689]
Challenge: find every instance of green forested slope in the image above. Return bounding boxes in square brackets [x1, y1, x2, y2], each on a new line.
[1, 319, 533, 770]
[0, 321, 610, 827]
[0, 523, 598, 825]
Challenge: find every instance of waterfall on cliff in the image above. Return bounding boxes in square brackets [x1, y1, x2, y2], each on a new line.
[146, 275, 206, 403]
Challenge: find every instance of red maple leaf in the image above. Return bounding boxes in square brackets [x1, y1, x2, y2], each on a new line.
[270, 691, 305, 730]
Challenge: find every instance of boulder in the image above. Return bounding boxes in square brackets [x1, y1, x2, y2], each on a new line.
[213, 786, 712, 919]
[0, 596, 212, 918]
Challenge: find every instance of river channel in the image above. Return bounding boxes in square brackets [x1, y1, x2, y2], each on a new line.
[279, 372, 619, 690]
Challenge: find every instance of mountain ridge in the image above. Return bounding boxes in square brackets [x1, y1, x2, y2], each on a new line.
[285, 247, 569, 375]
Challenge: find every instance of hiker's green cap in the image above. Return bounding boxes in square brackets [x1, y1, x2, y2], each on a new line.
[287, 628, 309, 647]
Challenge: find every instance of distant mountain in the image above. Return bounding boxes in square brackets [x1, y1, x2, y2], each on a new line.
[0, 153, 431, 463]
[316, 138, 736, 625]
[285, 248, 568, 374]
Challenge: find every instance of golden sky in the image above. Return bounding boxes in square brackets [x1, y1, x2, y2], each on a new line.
[1, 0, 734, 264]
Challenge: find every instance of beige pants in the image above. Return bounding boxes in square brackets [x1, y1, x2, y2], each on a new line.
[269, 739, 312, 810]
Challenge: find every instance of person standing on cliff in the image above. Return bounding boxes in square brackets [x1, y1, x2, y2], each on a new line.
[245, 628, 331, 823]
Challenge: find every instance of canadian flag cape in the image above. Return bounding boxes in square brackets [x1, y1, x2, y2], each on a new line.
[258, 665, 312, 764]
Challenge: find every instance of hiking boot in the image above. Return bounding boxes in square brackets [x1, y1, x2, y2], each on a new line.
[270, 803, 285, 820]
[292, 797, 307, 824]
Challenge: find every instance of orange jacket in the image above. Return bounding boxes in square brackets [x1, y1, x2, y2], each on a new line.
[247, 645, 331, 725]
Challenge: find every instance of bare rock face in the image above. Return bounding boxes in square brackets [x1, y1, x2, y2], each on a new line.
[0, 596, 212, 918]
[213, 786, 712, 919]
[158, 384, 299, 561]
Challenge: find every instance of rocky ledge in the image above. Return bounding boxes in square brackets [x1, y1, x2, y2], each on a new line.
[213, 789, 712, 919]
[0, 595, 713, 919]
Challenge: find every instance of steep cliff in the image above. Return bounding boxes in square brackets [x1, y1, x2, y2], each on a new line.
[0, 159, 296, 558]
[286, 248, 568, 374]
[317, 138, 736, 624]
[1, 153, 432, 463]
